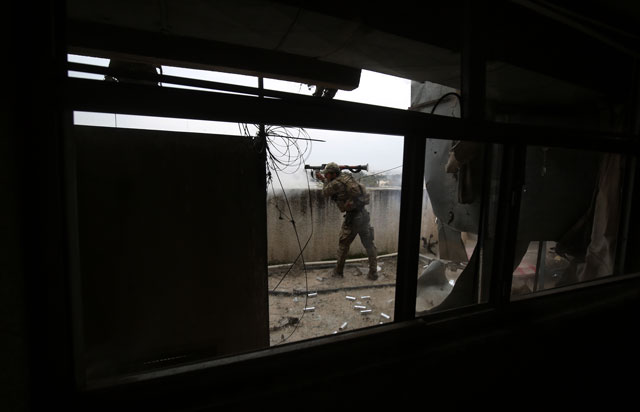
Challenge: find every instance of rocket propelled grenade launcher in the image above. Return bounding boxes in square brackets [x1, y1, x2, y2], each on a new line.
[305, 164, 368, 179]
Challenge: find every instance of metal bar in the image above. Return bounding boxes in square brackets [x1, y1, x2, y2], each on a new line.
[67, 62, 313, 102]
[18, 1, 76, 406]
[67, 19, 362, 91]
[258, 76, 266, 143]
[489, 143, 526, 306]
[64, 77, 638, 153]
[534, 241, 547, 292]
[65, 76, 463, 138]
[462, 0, 486, 122]
[478, 144, 506, 304]
[461, 0, 487, 305]
[62, 108, 88, 390]
[618, 60, 640, 274]
[619, 157, 638, 274]
[393, 134, 426, 321]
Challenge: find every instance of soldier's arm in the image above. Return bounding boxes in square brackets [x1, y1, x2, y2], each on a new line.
[321, 180, 339, 197]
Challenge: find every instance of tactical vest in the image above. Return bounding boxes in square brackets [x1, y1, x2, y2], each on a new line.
[332, 174, 370, 212]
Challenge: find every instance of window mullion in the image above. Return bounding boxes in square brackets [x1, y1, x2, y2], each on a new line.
[393, 135, 426, 321]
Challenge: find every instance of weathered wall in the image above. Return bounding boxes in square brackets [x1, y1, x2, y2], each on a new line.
[267, 187, 437, 264]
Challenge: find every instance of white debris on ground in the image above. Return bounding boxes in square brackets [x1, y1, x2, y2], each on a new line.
[267, 255, 410, 345]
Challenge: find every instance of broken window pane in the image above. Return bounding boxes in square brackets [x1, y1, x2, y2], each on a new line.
[266, 128, 403, 344]
[410, 78, 498, 315]
[511, 148, 628, 297]
[415, 138, 494, 314]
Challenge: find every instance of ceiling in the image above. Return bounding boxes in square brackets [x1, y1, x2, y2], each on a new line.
[66, 0, 640, 109]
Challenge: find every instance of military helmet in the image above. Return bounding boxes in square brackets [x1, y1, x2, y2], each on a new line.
[322, 162, 340, 174]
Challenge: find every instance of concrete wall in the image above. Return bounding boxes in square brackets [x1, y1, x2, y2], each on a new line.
[267, 187, 438, 264]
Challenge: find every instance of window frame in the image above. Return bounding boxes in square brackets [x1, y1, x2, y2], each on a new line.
[47, 1, 640, 407]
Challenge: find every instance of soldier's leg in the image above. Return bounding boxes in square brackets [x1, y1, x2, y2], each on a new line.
[360, 229, 378, 279]
[336, 220, 357, 276]
[355, 211, 378, 279]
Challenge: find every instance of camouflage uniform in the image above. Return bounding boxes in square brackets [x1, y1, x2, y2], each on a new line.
[322, 170, 378, 278]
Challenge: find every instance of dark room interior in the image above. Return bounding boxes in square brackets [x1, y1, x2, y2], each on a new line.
[3, 0, 640, 409]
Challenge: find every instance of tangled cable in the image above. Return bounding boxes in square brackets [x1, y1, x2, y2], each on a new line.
[240, 124, 316, 177]
[239, 122, 317, 344]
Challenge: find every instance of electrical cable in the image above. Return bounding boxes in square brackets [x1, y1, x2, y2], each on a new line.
[430, 92, 463, 154]
[267, 146, 314, 293]
[267, 158, 314, 344]
[276, 169, 317, 344]
[238, 121, 318, 343]
[430, 92, 462, 115]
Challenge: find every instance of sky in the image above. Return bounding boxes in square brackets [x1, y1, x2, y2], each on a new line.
[69, 55, 409, 187]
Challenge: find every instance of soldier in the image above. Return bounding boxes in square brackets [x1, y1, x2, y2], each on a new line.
[316, 162, 378, 280]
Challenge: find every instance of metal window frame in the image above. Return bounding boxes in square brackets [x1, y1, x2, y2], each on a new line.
[43, 0, 640, 405]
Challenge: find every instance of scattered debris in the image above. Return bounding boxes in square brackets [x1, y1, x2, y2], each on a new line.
[269, 254, 400, 345]
[380, 313, 390, 319]
[270, 316, 300, 332]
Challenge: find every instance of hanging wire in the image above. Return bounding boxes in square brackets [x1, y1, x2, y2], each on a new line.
[240, 123, 314, 172]
[267, 157, 315, 344]
[430, 92, 462, 115]
[239, 122, 318, 343]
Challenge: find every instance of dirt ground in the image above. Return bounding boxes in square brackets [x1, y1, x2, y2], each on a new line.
[267, 242, 571, 346]
[267, 253, 455, 345]
[267, 255, 402, 346]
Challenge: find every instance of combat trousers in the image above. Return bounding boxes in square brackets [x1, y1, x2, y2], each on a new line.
[336, 209, 377, 274]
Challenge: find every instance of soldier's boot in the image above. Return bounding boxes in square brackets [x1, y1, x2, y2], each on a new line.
[333, 243, 350, 278]
[333, 254, 346, 278]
